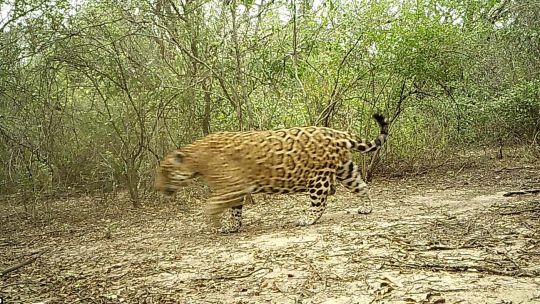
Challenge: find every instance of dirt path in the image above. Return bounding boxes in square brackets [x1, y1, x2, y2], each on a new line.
[1, 162, 540, 303]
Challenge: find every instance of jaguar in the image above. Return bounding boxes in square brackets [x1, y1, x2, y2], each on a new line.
[155, 113, 388, 233]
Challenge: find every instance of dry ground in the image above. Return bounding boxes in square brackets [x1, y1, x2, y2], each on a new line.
[1, 157, 540, 304]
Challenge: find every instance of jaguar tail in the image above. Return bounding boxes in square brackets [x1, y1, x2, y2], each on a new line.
[352, 113, 388, 153]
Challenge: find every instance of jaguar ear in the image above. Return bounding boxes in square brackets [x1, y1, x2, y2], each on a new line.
[170, 151, 185, 165]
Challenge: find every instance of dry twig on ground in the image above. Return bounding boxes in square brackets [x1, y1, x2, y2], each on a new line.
[1, 248, 49, 277]
[192, 267, 272, 281]
[503, 189, 540, 197]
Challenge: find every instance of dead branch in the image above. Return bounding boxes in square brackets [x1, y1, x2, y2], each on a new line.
[28, 228, 87, 238]
[421, 244, 478, 251]
[193, 267, 272, 281]
[499, 205, 540, 216]
[495, 166, 535, 172]
[0, 239, 16, 247]
[1, 249, 49, 277]
[386, 261, 540, 277]
[503, 189, 540, 197]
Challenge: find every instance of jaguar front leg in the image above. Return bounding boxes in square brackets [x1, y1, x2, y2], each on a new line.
[205, 190, 246, 233]
[208, 194, 253, 233]
[220, 205, 244, 233]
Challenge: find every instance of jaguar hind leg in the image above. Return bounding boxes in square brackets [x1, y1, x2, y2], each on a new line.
[356, 191, 373, 214]
[337, 160, 372, 214]
[337, 160, 368, 194]
[297, 176, 333, 226]
[297, 194, 328, 226]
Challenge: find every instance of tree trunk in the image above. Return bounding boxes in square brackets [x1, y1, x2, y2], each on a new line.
[126, 165, 141, 208]
[202, 77, 212, 136]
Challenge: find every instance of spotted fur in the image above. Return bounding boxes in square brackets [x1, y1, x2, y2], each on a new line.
[155, 114, 388, 233]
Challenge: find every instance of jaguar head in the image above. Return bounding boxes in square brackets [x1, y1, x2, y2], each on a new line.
[154, 150, 198, 195]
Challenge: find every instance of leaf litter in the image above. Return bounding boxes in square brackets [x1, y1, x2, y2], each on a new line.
[1, 160, 540, 303]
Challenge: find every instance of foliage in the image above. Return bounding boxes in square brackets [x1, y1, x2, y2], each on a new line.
[1, 0, 539, 200]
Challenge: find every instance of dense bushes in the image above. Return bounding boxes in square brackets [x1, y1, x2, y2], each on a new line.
[1, 0, 539, 201]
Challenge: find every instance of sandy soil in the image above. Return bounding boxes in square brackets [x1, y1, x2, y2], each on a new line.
[1, 159, 540, 304]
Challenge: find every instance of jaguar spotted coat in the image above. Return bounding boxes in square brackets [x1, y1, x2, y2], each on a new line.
[155, 114, 388, 233]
